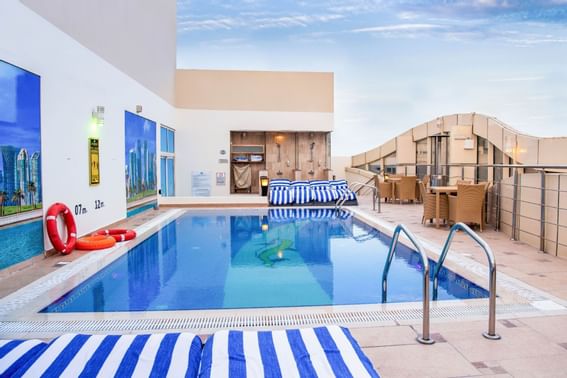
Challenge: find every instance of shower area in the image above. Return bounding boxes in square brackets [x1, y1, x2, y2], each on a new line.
[230, 131, 332, 194]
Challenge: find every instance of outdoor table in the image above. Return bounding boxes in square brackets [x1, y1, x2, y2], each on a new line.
[429, 185, 458, 228]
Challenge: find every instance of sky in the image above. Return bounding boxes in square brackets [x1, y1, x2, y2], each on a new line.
[176, 0, 567, 156]
[0, 60, 41, 158]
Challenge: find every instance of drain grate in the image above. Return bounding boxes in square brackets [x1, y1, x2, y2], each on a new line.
[0, 303, 539, 337]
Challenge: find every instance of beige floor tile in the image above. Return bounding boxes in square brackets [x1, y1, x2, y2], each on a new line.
[363, 343, 479, 378]
[438, 323, 567, 361]
[498, 355, 567, 378]
[349, 326, 417, 347]
[519, 315, 567, 343]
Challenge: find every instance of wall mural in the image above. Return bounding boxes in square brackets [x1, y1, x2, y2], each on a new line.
[124, 111, 157, 204]
[0, 60, 42, 217]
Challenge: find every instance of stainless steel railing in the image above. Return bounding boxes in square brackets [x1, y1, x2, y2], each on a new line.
[336, 181, 380, 212]
[382, 224, 434, 344]
[354, 163, 567, 255]
[432, 222, 501, 340]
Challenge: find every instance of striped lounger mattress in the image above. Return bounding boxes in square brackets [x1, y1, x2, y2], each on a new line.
[0, 326, 379, 377]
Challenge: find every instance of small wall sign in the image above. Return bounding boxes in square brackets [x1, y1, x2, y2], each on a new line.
[89, 138, 100, 185]
[216, 172, 226, 185]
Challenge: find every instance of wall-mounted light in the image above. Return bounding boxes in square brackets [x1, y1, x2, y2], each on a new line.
[136, 105, 143, 114]
[241, 132, 247, 138]
[92, 106, 105, 126]
[463, 138, 474, 150]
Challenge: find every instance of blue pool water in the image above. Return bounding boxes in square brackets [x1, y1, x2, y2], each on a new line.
[0, 219, 44, 270]
[42, 209, 488, 313]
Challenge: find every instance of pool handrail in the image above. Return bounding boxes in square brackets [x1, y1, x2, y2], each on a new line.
[335, 181, 380, 212]
[382, 224, 434, 345]
[432, 222, 501, 340]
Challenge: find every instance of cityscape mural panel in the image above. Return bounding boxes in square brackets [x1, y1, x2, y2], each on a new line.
[124, 111, 157, 203]
[0, 60, 42, 217]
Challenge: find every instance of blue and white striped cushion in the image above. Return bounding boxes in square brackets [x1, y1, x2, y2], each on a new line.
[0, 339, 48, 377]
[311, 188, 339, 202]
[269, 189, 294, 205]
[198, 325, 379, 378]
[330, 179, 348, 189]
[309, 180, 330, 190]
[336, 188, 357, 201]
[268, 179, 291, 189]
[291, 185, 312, 204]
[8, 333, 202, 377]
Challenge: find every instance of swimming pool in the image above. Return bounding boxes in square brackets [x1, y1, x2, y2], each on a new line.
[42, 208, 488, 313]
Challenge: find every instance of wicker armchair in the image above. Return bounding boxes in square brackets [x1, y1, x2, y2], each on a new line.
[448, 184, 486, 231]
[422, 175, 430, 189]
[378, 182, 393, 203]
[420, 182, 448, 224]
[396, 176, 418, 203]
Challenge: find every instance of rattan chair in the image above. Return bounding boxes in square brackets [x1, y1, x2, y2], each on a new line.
[378, 181, 393, 203]
[396, 176, 418, 203]
[456, 180, 472, 185]
[448, 183, 486, 231]
[420, 182, 448, 224]
[422, 175, 430, 189]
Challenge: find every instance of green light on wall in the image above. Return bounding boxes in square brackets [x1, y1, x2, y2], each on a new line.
[89, 106, 104, 137]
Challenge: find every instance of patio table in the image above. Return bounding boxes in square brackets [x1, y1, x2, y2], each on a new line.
[429, 185, 458, 228]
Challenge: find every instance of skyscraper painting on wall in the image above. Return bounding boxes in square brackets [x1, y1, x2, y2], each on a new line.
[124, 111, 157, 204]
[0, 60, 42, 217]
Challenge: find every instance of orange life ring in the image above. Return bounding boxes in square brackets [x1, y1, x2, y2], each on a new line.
[45, 203, 77, 254]
[76, 235, 116, 250]
[95, 229, 136, 242]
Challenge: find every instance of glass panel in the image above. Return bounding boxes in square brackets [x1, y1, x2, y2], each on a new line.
[231, 145, 264, 153]
[416, 139, 428, 179]
[166, 158, 175, 196]
[477, 136, 489, 182]
[493, 146, 503, 182]
[160, 157, 167, 195]
[160, 127, 168, 152]
[167, 129, 175, 153]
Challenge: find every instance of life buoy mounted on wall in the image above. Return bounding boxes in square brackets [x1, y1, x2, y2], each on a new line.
[45, 203, 77, 254]
[95, 229, 136, 242]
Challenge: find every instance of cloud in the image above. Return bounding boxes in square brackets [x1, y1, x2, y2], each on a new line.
[178, 12, 344, 32]
[352, 23, 444, 33]
[487, 76, 545, 82]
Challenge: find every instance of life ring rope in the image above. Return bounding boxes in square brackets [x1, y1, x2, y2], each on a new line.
[95, 229, 136, 242]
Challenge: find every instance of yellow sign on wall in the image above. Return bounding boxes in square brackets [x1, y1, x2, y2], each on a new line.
[89, 138, 100, 185]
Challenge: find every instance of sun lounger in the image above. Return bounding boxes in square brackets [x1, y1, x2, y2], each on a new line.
[1, 326, 379, 377]
[268, 179, 294, 206]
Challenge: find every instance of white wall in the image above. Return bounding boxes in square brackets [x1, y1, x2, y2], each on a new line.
[0, 0, 175, 249]
[21, 0, 177, 103]
[175, 109, 333, 196]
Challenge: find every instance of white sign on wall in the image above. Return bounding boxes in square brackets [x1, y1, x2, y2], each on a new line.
[191, 171, 211, 196]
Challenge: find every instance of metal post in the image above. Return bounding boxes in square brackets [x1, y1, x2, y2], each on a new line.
[511, 168, 519, 241]
[540, 170, 546, 252]
[382, 224, 434, 345]
[556, 176, 561, 257]
[495, 181, 501, 232]
[461, 166, 465, 180]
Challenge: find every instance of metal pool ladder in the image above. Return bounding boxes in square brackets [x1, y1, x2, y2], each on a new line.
[382, 224, 434, 344]
[432, 222, 501, 340]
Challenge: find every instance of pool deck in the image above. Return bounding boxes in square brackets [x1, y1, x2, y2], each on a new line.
[2, 198, 567, 376]
[352, 195, 567, 377]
